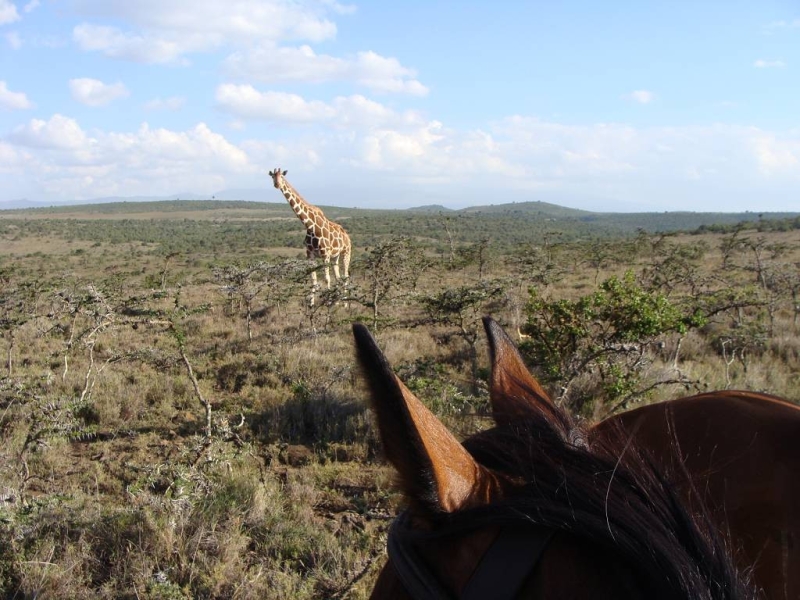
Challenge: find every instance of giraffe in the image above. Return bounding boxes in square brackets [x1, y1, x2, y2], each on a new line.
[269, 168, 351, 305]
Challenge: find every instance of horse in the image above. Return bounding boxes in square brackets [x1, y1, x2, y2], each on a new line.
[352, 317, 800, 599]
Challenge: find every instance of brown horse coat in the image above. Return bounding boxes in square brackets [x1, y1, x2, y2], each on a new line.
[598, 392, 800, 599]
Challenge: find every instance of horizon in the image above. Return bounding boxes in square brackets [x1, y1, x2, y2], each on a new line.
[3, 194, 798, 217]
[1, 1, 799, 212]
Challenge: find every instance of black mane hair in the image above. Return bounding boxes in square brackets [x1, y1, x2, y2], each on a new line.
[447, 378, 758, 600]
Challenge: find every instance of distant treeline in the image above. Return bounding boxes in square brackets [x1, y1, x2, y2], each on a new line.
[3, 200, 799, 256]
[7, 200, 264, 214]
[693, 214, 800, 234]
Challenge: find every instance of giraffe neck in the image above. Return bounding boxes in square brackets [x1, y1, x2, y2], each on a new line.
[279, 180, 318, 230]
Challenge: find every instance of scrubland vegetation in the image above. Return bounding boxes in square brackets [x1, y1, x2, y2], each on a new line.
[1, 201, 799, 598]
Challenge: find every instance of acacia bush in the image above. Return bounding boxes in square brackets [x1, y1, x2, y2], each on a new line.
[521, 271, 707, 416]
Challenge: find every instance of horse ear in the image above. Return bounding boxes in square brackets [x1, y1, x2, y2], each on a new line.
[353, 324, 499, 513]
[483, 317, 558, 427]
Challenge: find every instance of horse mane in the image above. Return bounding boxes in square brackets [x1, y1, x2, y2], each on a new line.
[449, 377, 758, 600]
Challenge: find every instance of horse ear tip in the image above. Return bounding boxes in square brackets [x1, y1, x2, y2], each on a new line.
[352, 322, 371, 341]
[483, 316, 509, 349]
[352, 323, 380, 362]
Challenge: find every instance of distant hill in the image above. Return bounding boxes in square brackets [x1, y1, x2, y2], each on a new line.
[0, 199, 266, 215]
[211, 189, 268, 202]
[83, 193, 210, 203]
[406, 204, 454, 213]
[0, 198, 50, 210]
[3, 192, 796, 225]
[459, 200, 592, 218]
[0, 193, 211, 211]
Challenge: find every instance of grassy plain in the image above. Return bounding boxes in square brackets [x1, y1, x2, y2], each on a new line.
[0, 201, 798, 598]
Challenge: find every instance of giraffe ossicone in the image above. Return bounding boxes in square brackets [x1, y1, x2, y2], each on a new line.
[269, 168, 352, 306]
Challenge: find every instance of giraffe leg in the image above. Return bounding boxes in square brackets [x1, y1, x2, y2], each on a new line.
[333, 257, 346, 308]
[310, 269, 318, 307]
[342, 251, 350, 308]
[324, 259, 331, 289]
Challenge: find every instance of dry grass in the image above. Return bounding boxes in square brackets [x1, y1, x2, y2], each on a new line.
[0, 217, 798, 598]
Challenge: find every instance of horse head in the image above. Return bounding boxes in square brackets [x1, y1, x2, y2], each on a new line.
[354, 317, 759, 600]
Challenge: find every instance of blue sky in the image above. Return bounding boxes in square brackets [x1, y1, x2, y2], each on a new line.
[1, 0, 798, 211]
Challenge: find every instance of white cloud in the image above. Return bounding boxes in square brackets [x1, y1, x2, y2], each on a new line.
[0, 80, 33, 110]
[69, 78, 130, 107]
[754, 59, 786, 69]
[5, 31, 21, 49]
[489, 119, 800, 203]
[68, 2, 425, 94]
[144, 96, 186, 111]
[320, 0, 356, 15]
[71, 0, 339, 63]
[491, 118, 675, 179]
[0, 141, 24, 167]
[224, 44, 348, 83]
[23, 0, 37, 12]
[82, 0, 338, 42]
[9, 114, 89, 149]
[215, 85, 336, 123]
[343, 117, 800, 208]
[4, 115, 253, 200]
[127, 122, 250, 170]
[73, 24, 196, 64]
[215, 85, 424, 129]
[4, 108, 800, 211]
[331, 94, 408, 127]
[240, 138, 321, 170]
[223, 44, 428, 95]
[359, 122, 447, 168]
[354, 51, 428, 95]
[0, 0, 19, 24]
[622, 90, 655, 104]
[751, 133, 800, 174]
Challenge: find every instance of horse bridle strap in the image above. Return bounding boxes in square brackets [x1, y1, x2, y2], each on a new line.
[460, 523, 554, 600]
[387, 511, 555, 600]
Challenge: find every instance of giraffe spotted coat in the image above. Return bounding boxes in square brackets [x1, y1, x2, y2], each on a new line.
[269, 168, 352, 293]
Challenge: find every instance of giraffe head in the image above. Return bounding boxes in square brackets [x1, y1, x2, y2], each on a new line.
[268, 168, 287, 188]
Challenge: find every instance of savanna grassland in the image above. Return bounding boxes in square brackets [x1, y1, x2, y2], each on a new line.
[1, 200, 799, 599]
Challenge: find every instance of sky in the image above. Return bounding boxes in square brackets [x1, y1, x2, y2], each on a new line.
[1, 0, 799, 212]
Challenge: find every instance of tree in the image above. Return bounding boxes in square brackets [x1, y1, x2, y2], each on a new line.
[504, 240, 569, 336]
[213, 259, 308, 341]
[456, 237, 492, 280]
[639, 236, 708, 297]
[214, 263, 270, 341]
[351, 236, 427, 329]
[521, 271, 706, 417]
[420, 281, 506, 392]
